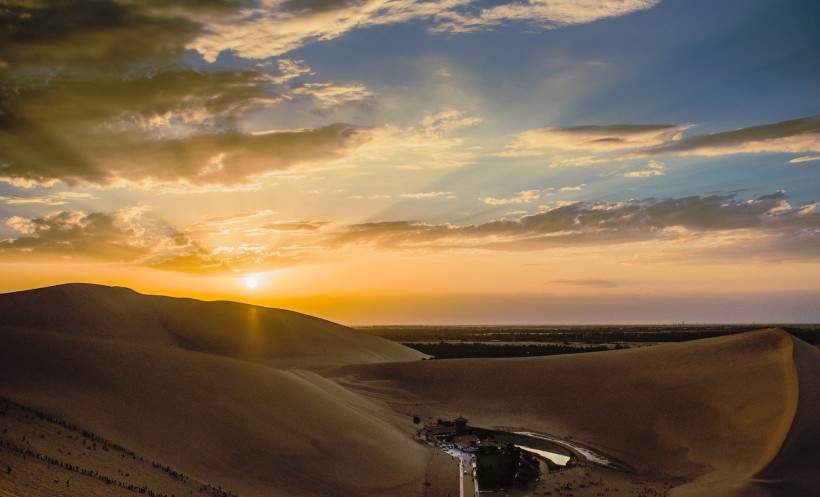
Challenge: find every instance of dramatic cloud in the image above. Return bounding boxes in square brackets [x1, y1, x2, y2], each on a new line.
[1, 123, 371, 188]
[0, 207, 312, 274]
[328, 192, 820, 260]
[1, 207, 156, 261]
[0, 1, 381, 190]
[190, 0, 660, 61]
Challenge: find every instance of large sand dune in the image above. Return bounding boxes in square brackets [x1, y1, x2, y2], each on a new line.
[0, 283, 424, 367]
[1, 284, 818, 497]
[0, 326, 431, 497]
[328, 329, 820, 497]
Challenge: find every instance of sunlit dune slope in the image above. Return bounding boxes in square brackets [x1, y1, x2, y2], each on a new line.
[0, 326, 431, 497]
[328, 329, 820, 497]
[0, 283, 424, 367]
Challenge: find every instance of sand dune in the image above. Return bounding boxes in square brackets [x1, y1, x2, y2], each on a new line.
[0, 283, 424, 367]
[328, 329, 820, 497]
[1, 284, 817, 497]
[0, 284, 435, 496]
[0, 326, 431, 497]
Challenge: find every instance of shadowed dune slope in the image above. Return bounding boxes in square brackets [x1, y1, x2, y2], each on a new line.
[0, 326, 430, 497]
[327, 329, 819, 497]
[0, 283, 424, 367]
[742, 337, 820, 497]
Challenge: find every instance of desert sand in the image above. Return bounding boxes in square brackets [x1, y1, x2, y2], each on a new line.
[1, 284, 818, 497]
[329, 328, 819, 496]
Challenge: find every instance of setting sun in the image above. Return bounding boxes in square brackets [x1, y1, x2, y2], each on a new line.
[0, 0, 816, 326]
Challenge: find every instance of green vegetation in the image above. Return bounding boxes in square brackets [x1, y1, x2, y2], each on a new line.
[476, 443, 540, 489]
[402, 341, 618, 359]
[359, 324, 820, 345]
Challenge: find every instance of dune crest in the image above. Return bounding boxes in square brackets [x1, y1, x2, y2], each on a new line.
[0, 283, 424, 367]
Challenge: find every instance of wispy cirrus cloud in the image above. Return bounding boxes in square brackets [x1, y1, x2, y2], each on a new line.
[433, 0, 662, 34]
[400, 191, 456, 199]
[481, 189, 549, 205]
[261, 221, 331, 231]
[789, 156, 820, 163]
[290, 82, 375, 111]
[348, 108, 484, 169]
[420, 107, 484, 137]
[0, 192, 96, 206]
[505, 124, 691, 155]
[620, 160, 666, 178]
[506, 117, 820, 164]
[553, 278, 618, 288]
[641, 116, 820, 158]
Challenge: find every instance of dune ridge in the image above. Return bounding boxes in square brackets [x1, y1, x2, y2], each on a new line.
[0, 283, 424, 367]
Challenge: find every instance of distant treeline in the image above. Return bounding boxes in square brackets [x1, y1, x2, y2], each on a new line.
[361, 325, 820, 345]
[401, 341, 620, 359]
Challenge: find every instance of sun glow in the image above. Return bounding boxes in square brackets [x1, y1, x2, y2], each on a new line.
[245, 275, 259, 289]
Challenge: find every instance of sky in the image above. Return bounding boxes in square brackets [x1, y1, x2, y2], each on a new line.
[1, 0, 819, 324]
